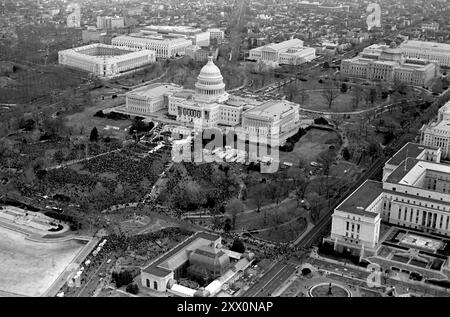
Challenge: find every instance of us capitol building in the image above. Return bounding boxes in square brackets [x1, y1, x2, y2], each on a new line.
[124, 56, 300, 144]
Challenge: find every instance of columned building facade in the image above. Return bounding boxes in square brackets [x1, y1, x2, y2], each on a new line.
[341, 42, 438, 86]
[326, 143, 450, 257]
[421, 101, 450, 160]
[400, 40, 450, 68]
[58, 44, 155, 79]
[249, 39, 316, 66]
[112, 34, 192, 58]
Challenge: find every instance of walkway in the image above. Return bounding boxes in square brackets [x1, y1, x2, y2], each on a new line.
[45, 148, 122, 171]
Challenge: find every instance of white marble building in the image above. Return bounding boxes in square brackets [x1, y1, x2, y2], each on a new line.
[341, 42, 439, 86]
[421, 101, 450, 160]
[112, 33, 192, 58]
[58, 44, 155, 79]
[400, 40, 450, 68]
[327, 142, 450, 257]
[249, 39, 316, 66]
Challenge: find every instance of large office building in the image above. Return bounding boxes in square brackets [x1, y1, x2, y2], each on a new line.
[96, 16, 125, 30]
[185, 45, 219, 63]
[58, 44, 155, 79]
[326, 142, 449, 258]
[207, 28, 224, 45]
[111, 32, 192, 58]
[420, 101, 450, 160]
[141, 232, 254, 297]
[400, 40, 450, 68]
[248, 39, 316, 66]
[142, 25, 210, 47]
[66, 3, 81, 28]
[341, 42, 439, 86]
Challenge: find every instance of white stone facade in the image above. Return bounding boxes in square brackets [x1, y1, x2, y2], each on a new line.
[58, 44, 155, 79]
[341, 43, 438, 86]
[421, 101, 450, 160]
[249, 39, 316, 66]
[111, 34, 192, 58]
[400, 40, 450, 68]
[329, 142, 450, 256]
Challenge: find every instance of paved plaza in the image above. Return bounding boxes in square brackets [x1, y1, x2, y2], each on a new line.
[0, 226, 87, 297]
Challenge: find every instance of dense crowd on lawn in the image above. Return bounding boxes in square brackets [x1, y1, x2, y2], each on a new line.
[82, 151, 166, 185]
[11, 146, 170, 212]
[1, 137, 123, 171]
[158, 162, 241, 212]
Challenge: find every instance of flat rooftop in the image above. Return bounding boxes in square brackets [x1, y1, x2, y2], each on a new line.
[336, 180, 382, 218]
[173, 89, 195, 99]
[128, 83, 182, 98]
[61, 44, 151, 63]
[143, 25, 203, 34]
[244, 100, 295, 119]
[114, 34, 190, 43]
[266, 39, 304, 51]
[386, 158, 450, 186]
[386, 158, 421, 184]
[386, 142, 439, 166]
[401, 40, 450, 50]
[142, 231, 220, 278]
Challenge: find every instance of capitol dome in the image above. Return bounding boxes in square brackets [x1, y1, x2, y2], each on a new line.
[195, 56, 227, 102]
[198, 57, 223, 79]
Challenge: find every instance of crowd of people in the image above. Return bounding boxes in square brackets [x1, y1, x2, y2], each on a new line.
[83, 149, 167, 186]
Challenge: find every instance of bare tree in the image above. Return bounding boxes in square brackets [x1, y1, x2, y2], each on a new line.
[351, 85, 363, 110]
[331, 114, 345, 130]
[226, 198, 245, 230]
[293, 176, 309, 207]
[298, 87, 309, 105]
[365, 87, 378, 106]
[298, 157, 307, 170]
[318, 150, 335, 178]
[306, 192, 322, 224]
[253, 183, 267, 213]
[284, 82, 297, 102]
[322, 83, 339, 109]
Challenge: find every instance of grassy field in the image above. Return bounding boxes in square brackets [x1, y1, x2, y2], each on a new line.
[280, 128, 341, 164]
[300, 89, 374, 112]
[253, 217, 308, 243]
[235, 199, 306, 231]
[0, 64, 86, 104]
[63, 93, 130, 139]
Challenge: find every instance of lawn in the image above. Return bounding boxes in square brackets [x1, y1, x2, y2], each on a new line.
[253, 217, 308, 243]
[63, 95, 130, 140]
[301, 89, 359, 112]
[235, 199, 306, 232]
[0, 64, 86, 104]
[280, 128, 341, 164]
